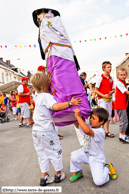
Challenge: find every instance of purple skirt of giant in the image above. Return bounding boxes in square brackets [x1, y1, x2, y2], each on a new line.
[47, 56, 91, 126]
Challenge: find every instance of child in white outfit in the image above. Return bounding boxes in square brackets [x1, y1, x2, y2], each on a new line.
[70, 108, 117, 186]
[31, 72, 81, 186]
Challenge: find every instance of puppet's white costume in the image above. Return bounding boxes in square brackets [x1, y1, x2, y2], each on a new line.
[32, 8, 91, 126]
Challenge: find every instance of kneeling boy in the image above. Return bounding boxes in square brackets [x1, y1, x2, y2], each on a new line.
[70, 108, 117, 186]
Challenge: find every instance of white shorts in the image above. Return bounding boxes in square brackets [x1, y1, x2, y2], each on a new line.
[98, 99, 112, 120]
[70, 148, 109, 186]
[19, 102, 30, 118]
[32, 129, 63, 173]
[12, 107, 17, 115]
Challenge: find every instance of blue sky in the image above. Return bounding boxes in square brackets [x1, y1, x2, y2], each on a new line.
[0, 0, 129, 78]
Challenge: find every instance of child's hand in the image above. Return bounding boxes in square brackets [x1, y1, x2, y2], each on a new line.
[71, 96, 82, 106]
[104, 94, 110, 98]
[73, 108, 81, 118]
[27, 92, 31, 96]
[108, 91, 112, 96]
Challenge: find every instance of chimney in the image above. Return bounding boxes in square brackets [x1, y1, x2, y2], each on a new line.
[6, 60, 10, 65]
[125, 53, 129, 56]
[0, 58, 3, 61]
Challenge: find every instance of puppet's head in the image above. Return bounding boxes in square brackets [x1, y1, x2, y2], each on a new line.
[32, 8, 60, 27]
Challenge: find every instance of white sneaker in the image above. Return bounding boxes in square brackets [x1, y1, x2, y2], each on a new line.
[26, 124, 32, 128]
[46, 176, 54, 184]
[40, 175, 54, 186]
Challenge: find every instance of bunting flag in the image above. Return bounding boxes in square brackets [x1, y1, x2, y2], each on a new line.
[0, 32, 128, 48]
[85, 69, 115, 73]
[0, 45, 37, 48]
[2, 66, 115, 73]
[75, 32, 128, 43]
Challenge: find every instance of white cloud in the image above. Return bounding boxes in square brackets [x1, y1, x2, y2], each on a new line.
[0, 0, 129, 77]
[103, 0, 110, 4]
[126, 0, 129, 6]
[60, 0, 96, 19]
[95, 14, 112, 26]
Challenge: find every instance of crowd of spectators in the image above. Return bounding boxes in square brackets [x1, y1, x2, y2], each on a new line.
[0, 86, 35, 125]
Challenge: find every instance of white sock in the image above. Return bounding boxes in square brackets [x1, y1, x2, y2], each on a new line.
[42, 175, 48, 180]
[119, 133, 122, 138]
[19, 123, 22, 125]
[121, 134, 126, 140]
[27, 124, 30, 126]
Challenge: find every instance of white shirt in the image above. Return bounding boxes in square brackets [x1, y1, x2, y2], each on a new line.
[33, 92, 57, 131]
[17, 85, 24, 93]
[32, 93, 36, 102]
[79, 124, 105, 162]
[116, 80, 127, 93]
[40, 16, 75, 61]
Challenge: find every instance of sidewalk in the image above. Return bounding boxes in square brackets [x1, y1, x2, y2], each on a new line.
[0, 120, 129, 194]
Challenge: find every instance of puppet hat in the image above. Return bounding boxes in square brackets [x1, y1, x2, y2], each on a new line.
[32, 8, 60, 27]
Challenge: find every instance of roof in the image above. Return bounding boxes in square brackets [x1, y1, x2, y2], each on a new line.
[0, 59, 15, 68]
[88, 75, 100, 84]
[0, 80, 33, 94]
[0, 59, 26, 77]
[116, 54, 129, 68]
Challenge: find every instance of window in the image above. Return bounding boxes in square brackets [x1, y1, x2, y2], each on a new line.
[6, 73, 8, 82]
[2, 73, 4, 83]
[10, 73, 12, 81]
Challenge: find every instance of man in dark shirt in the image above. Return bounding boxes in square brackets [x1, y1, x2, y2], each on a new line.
[80, 72, 89, 93]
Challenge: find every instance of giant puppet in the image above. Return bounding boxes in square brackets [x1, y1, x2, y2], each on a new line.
[32, 8, 91, 126]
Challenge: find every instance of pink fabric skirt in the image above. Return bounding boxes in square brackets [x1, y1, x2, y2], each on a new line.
[48, 56, 91, 126]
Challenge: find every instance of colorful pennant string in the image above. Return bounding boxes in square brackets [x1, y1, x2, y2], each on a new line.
[73, 33, 128, 43]
[0, 45, 37, 48]
[0, 32, 128, 48]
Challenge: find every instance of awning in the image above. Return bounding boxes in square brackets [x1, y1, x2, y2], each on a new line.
[88, 75, 100, 84]
[0, 80, 33, 94]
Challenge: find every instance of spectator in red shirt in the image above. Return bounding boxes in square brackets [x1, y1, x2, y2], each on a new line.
[95, 61, 115, 138]
[17, 77, 31, 128]
[115, 68, 129, 143]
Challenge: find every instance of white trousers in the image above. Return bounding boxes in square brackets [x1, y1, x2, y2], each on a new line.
[70, 148, 109, 186]
[98, 99, 112, 120]
[12, 107, 17, 115]
[19, 102, 30, 118]
[32, 129, 63, 173]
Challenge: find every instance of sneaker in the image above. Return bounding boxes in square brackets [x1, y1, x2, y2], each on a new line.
[70, 170, 83, 182]
[30, 121, 34, 125]
[121, 137, 129, 143]
[26, 124, 32, 128]
[54, 172, 65, 183]
[106, 163, 117, 180]
[19, 124, 24, 127]
[119, 138, 122, 142]
[40, 175, 54, 186]
[7, 117, 10, 122]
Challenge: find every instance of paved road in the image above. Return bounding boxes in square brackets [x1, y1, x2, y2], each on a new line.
[0, 120, 129, 194]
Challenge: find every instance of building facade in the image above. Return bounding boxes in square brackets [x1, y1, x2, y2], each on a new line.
[0, 58, 25, 86]
[116, 53, 129, 79]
